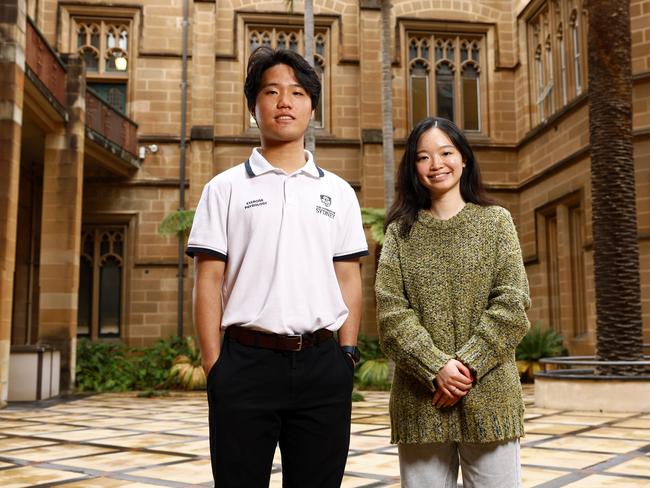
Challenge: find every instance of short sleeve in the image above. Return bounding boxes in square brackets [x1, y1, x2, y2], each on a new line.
[186, 179, 229, 261]
[333, 185, 369, 261]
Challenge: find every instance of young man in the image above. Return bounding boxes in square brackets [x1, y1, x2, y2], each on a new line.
[187, 47, 368, 487]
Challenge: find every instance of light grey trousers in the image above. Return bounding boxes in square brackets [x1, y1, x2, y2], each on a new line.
[398, 440, 521, 488]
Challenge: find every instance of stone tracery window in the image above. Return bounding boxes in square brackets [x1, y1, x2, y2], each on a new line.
[247, 26, 328, 129]
[78, 226, 126, 339]
[528, 0, 587, 125]
[74, 18, 130, 114]
[408, 33, 484, 131]
[570, 9, 582, 95]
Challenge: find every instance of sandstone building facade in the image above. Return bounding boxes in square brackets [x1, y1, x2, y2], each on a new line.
[1, 0, 649, 405]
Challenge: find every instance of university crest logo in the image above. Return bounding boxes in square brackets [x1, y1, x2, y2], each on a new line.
[320, 194, 332, 207]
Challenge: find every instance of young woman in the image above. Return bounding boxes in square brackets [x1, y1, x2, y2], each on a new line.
[375, 117, 530, 488]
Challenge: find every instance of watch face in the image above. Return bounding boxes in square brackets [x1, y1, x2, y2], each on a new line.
[352, 347, 361, 362]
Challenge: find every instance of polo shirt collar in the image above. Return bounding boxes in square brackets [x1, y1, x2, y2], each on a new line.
[246, 148, 324, 178]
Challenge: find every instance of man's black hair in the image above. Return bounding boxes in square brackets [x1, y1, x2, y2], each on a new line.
[244, 46, 321, 114]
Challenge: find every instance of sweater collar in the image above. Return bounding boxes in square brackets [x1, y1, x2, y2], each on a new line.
[417, 202, 478, 229]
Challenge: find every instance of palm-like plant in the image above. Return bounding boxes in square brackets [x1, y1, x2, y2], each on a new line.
[515, 325, 565, 381]
[159, 209, 195, 238]
[588, 0, 644, 375]
[361, 208, 386, 246]
[356, 335, 391, 389]
[168, 336, 206, 390]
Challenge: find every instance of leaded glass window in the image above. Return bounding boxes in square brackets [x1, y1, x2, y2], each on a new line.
[407, 34, 484, 131]
[570, 10, 582, 95]
[527, 1, 587, 124]
[557, 22, 568, 105]
[78, 226, 125, 339]
[73, 18, 130, 114]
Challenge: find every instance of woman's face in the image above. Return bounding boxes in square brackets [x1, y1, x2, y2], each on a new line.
[415, 127, 465, 201]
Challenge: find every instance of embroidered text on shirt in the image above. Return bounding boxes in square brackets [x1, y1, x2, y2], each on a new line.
[316, 206, 336, 219]
[245, 198, 268, 209]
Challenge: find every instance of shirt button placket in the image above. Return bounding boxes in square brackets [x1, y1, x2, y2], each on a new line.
[285, 175, 297, 207]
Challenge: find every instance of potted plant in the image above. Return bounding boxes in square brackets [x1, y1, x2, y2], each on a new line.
[516, 324, 565, 382]
[168, 336, 206, 390]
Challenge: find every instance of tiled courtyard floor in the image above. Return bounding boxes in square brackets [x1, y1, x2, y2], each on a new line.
[0, 385, 649, 487]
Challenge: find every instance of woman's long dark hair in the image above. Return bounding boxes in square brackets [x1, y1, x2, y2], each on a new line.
[385, 117, 495, 238]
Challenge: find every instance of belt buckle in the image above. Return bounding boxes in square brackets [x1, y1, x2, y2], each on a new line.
[286, 334, 303, 351]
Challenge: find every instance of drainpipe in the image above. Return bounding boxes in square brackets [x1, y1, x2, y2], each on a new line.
[178, 0, 189, 338]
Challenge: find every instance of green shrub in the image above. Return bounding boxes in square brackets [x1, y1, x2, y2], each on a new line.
[357, 334, 385, 362]
[75, 340, 134, 392]
[159, 209, 195, 238]
[76, 336, 193, 392]
[361, 208, 386, 245]
[355, 335, 391, 390]
[357, 358, 391, 389]
[515, 324, 566, 381]
[516, 324, 565, 361]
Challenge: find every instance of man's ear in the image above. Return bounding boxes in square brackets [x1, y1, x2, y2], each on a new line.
[311, 110, 315, 121]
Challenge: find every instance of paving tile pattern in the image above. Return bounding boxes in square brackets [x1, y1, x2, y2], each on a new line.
[0, 386, 648, 487]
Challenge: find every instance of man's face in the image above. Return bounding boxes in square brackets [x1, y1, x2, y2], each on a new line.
[253, 63, 313, 146]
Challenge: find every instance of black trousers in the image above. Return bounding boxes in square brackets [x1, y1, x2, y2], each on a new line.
[206, 334, 354, 488]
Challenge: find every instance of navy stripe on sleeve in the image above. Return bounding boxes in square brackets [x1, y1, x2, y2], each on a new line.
[186, 247, 227, 261]
[333, 250, 369, 261]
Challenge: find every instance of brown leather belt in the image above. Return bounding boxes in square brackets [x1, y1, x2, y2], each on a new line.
[226, 325, 333, 352]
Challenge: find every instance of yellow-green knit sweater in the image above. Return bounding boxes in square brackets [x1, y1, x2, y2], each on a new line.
[376, 203, 531, 444]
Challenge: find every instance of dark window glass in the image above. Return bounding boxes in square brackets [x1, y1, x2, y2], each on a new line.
[77, 258, 92, 336]
[250, 34, 259, 51]
[88, 83, 127, 114]
[289, 34, 298, 51]
[99, 256, 121, 337]
[91, 29, 100, 49]
[409, 42, 418, 60]
[316, 36, 325, 56]
[462, 65, 479, 131]
[447, 44, 454, 59]
[82, 49, 99, 72]
[436, 64, 454, 121]
[314, 63, 324, 128]
[410, 62, 429, 127]
[77, 27, 86, 49]
[421, 42, 429, 60]
[435, 45, 443, 61]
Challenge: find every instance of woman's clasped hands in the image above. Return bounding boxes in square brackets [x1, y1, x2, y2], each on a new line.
[432, 359, 474, 408]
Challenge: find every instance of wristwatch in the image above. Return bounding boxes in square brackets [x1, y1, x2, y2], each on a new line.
[340, 345, 361, 363]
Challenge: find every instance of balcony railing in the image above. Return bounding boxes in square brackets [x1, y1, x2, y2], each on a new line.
[85, 89, 138, 157]
[25, 18, 66, 107]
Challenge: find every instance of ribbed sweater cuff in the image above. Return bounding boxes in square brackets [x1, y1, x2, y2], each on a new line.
[456, 337, 499, 381]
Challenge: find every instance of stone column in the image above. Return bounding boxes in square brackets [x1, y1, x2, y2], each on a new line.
[358, 2, 385, 335]
[37, 55, 85, 392]
[0, 0, 26, 407]
[186, 0, 216, 335]
[359, 2, 384, 208]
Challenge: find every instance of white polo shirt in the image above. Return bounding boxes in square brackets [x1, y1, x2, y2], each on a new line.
[187, 148, 368, 335]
